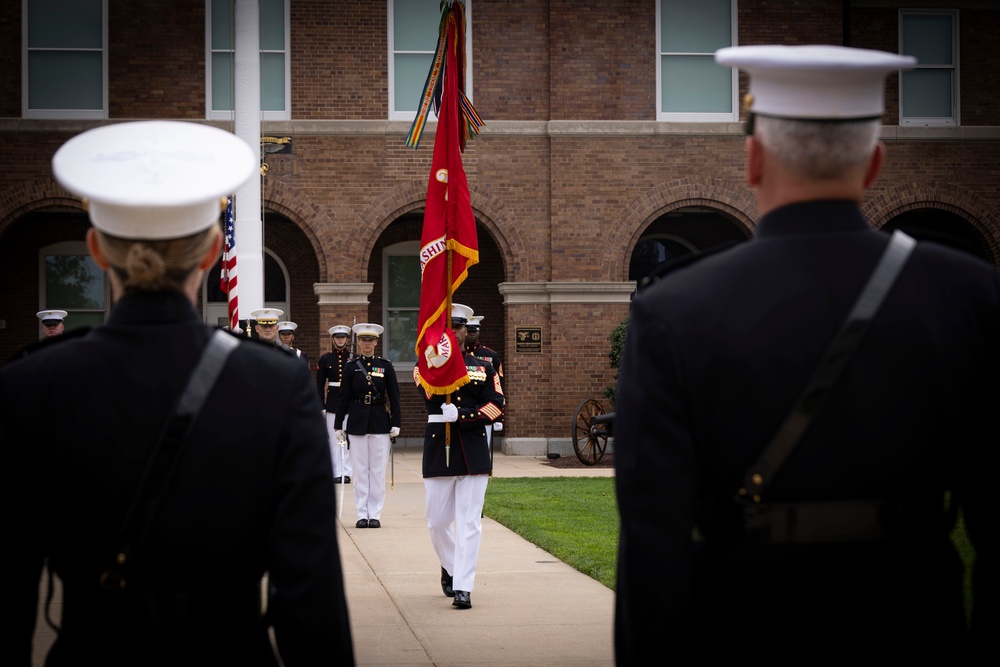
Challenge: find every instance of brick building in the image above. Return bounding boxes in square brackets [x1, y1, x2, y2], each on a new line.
[2, 1, 998, 454]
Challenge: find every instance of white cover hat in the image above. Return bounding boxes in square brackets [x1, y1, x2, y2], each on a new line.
[451, 303, 474, 325]
[467, 315, 483, 329]
[36, 309, 68, 322]
[250, 308, 284, 325]
[277, 321, 297, 332]
[353, 323, 384, 337]
[52, 121, 257, 240]
[329, 325, 351, 336]
[714, 45, 916, 120]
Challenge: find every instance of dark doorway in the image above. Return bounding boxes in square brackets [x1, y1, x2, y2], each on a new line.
[629, 206, 749, 282]
[880, 209, 991, 262]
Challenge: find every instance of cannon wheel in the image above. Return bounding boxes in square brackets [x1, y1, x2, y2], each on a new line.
[572, 398, 609, 466]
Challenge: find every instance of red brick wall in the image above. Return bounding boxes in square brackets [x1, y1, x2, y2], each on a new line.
[549, 0, 655, 120]
[292, 1, 388, 119]
[109, 0, 206, 119]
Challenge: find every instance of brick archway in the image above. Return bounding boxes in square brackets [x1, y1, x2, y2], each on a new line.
[865, 183, 1000, 266]
[355, 180, 522, 283]
[610, 178, 757, 281]
[0, 178, 83, 238]
[262, 178, 332, 282]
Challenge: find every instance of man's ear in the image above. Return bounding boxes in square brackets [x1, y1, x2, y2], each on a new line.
[746, 135, 763, 186]
[199, 227, 224, 270]
[862, 141, 886, 189]
[86, 228, 111, 270]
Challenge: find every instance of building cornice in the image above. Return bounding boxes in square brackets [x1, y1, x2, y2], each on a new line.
[4, 118, 1000, 141]
[499, 282, 636, 305]
[314, 282, 373, 305]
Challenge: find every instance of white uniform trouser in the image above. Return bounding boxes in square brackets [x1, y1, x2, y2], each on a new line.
[325, 413, 353, 478]
[424, 474, 489, 593]
[351, 432, 391, 520]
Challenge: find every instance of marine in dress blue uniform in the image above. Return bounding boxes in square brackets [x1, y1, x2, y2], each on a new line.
[614, 46, 997, 661]
[464, 314, 505, 443]
[2, 121, 354, 666]
[317, 324, 353, 482]
[333, 323, 401, 528]
[416, 304, 504, 609]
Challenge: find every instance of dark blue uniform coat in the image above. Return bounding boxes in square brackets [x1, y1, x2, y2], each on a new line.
[614, 200, 999, 659]
[334, 355, 401, 436]
[1, 292, 354, 667]
[419, 353, 505, 477]
[316, 347, 352, 412]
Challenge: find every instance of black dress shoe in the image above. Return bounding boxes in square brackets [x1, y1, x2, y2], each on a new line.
[355, 518, 368, 528]
[333, 476, 343, 484]
[368, 519, 381, 528]
[344, 476, 351, 484]
[440, 567, 454, 597]
[452, 590, 471, 609]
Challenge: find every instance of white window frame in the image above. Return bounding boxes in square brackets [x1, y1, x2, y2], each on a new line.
[22, 0, 108, 119]
[382, 240, 421, 369]
[38, 240, 109, 332]
[656, 0, 738, 123]
[388, 0, 473, 122]
[899, 9, 959, 127]
[206, 0, 291, 121]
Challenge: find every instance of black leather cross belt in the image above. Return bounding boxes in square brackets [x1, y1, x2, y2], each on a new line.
[740, 498, 932, 545]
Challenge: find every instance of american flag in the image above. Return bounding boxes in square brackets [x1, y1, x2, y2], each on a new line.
[220, 196, 239, 331]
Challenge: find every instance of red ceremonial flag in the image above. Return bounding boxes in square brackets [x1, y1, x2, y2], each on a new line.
[414, 4, 479, 396]
[220, 196, 239, 332]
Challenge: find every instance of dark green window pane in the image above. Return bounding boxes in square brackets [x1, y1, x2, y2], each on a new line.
[902, 69, 952, 118]
[29, 52, 103, 110]
[388, 255, 420, 307]
[211, 0, 234, 50]
[260, 0, 285, 50]
[394, 0, 440, 51]
[28, 0, 102, 48]
[386, 310, 419, 364]
[261, 53, 285, 111]
[45, 255, 105, 309]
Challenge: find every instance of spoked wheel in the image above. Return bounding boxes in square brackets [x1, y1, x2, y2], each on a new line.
[572, 398, 609, 465]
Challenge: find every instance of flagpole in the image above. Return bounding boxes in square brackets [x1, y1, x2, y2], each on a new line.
[445, 249, 453, 468]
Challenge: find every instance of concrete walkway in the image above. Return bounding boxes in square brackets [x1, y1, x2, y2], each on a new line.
[33, 447, 616, 666]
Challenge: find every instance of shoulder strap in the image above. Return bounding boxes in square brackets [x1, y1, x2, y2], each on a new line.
[739, 230, 916, 503]
[100, 329, 239, 591]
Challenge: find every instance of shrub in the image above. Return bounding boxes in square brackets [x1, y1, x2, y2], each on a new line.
[602, 316, 629, 406]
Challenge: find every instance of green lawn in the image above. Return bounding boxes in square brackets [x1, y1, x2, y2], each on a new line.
[483, 477, 975, 624]
[484, 477, 619, 589]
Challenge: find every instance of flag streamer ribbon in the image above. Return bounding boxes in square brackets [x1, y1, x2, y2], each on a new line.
[405, 0, 484, 151]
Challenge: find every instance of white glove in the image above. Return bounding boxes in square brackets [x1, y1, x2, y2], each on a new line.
[389, 426, 400, 438]
[335, 430, 347, 445]
[493, 421, 503, 432]
[440, 403, 459, 422]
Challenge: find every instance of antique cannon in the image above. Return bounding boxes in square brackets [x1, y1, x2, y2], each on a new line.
[570, 399, 615, 465]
